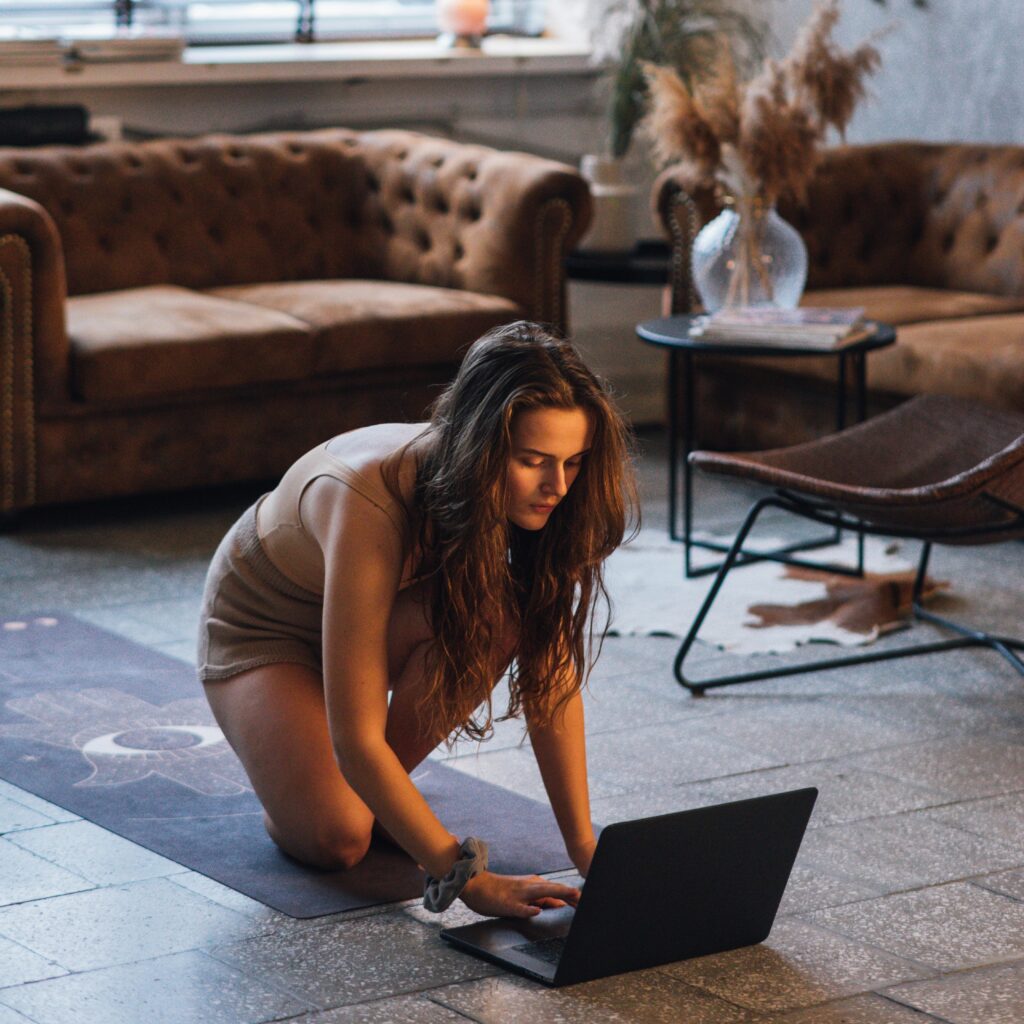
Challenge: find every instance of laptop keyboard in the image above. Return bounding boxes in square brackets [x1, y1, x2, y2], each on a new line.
[511, 936, 566, 965]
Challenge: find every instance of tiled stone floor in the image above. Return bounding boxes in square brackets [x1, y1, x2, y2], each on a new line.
[1, 429, 1023, 1023]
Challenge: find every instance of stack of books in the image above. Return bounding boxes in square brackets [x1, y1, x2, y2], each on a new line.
[64, 27, 185, 63]
[689, 306, 869, 348]
[0, 29, 62, 67]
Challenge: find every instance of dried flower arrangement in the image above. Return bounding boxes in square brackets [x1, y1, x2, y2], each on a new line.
[642, 0, 883, 204]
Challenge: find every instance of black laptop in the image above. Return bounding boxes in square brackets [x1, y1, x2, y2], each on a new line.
[440, 787, 817, 987]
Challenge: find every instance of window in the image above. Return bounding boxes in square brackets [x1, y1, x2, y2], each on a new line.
[4, 0, 123, 35]
[2, 0, 548, 45]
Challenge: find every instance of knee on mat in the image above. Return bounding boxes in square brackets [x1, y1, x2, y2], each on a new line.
[308, 821, 373, 870]
[265, 813, 371, 871]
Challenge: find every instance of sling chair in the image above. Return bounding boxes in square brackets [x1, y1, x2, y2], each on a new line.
[674, 394, 1024, 695]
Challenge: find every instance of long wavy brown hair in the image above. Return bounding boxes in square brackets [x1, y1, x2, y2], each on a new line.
[409, 321, 638, 745]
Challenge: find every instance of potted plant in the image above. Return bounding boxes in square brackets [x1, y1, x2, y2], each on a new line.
[579, 0, 767, 252]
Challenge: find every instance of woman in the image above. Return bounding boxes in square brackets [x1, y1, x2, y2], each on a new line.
[198, 321, 637, 919]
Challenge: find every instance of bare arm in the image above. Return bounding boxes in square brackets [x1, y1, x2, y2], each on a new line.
[310, 478, 460, 879]
[527, 687, 597, 877]
[310, 478, 581, 915]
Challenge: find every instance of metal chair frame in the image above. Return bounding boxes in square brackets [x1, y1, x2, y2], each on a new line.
[674, 489, 1024, 695]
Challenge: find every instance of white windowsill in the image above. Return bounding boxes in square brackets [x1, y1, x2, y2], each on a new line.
[7, 35, 596, 90]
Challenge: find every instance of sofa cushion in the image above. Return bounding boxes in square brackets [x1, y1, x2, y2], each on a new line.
[800, 285, 1024, 326]
[697, 288, 1024, 409]
[208, 279, 523, 375]
[867, 315, 1024, 408]
[68, 285, 315, 401]
[708, 311, 1024, 411]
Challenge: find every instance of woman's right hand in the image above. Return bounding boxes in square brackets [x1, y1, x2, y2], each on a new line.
[459, 870, 581, 919]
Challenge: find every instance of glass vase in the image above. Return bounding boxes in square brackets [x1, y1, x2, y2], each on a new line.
[692, 198, 808, 312]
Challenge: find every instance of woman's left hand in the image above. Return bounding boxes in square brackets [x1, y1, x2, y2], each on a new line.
[568, 838, 597, 878]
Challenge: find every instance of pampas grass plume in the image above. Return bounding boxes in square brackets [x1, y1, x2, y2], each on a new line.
[641, 0, 882, 202]
[693, 42, 742, 145]
[739, 61, 820, 203]
[640, 62, 721, 183]
[784, 0, 882, 137]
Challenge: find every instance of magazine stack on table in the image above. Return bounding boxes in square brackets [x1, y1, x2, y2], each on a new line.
[0, 28, 62, 66]
[689, 306, 870, 349]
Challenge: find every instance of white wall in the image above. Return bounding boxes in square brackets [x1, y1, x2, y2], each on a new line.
[760, 0, 1024, 145]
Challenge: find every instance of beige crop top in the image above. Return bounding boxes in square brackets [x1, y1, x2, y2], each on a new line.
[255, 422, 427, 596]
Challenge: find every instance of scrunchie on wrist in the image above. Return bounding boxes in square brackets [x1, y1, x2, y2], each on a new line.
[422, 836, 489, 913]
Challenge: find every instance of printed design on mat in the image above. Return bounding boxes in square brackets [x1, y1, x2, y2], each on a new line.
[2, 617, 59, 631]
[0, 688, 251, 796]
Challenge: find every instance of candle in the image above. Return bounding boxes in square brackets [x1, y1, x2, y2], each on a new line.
[437, 0, 489, 41]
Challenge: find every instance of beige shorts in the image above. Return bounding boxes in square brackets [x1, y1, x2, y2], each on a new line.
[197, 499, 324, 682]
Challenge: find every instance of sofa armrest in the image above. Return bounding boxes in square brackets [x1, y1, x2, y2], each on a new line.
[360, 130, 592, 335]
[463, 148, 593, 334]
[652, 166, 722, 315]
[0, 187, 68, 511]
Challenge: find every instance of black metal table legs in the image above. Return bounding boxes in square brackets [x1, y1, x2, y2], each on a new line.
[668, 351, 867, 579]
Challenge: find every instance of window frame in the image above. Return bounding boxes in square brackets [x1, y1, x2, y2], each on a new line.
[2, 0, 548, 46]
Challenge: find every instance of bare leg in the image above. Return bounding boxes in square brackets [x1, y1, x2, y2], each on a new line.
[203, 648, 453, 868]
[202, 581, 513, 869]
[385, 639, 450, 771]
[384, 607, 520, 776]
[203, 663, 375, 870]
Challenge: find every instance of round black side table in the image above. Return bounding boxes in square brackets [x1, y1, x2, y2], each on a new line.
[636, 314, 897, 577]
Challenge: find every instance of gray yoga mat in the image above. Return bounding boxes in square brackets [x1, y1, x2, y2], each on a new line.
[0, 612, 575, 917]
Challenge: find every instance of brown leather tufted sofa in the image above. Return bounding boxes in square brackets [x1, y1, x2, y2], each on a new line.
[654, 142, 1024, 448]
[0, 127, 591, 517]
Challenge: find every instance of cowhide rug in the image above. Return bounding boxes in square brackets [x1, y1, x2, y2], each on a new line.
[602, 530, 945, 655]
